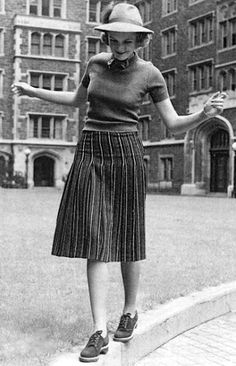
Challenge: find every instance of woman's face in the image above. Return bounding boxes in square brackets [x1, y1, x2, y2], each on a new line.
[108, 32, 137, 61]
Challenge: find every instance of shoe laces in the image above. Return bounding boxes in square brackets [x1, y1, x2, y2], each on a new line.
[87, 330, 102, 348]
[119, 313, 131, 329]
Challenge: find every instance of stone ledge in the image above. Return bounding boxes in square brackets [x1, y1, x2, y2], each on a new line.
[49, 281, 236, 366]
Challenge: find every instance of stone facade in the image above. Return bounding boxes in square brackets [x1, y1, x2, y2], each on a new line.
[0, 0, 84, 188]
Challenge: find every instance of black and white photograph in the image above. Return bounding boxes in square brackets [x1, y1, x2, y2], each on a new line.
[1, 0, 236, 365]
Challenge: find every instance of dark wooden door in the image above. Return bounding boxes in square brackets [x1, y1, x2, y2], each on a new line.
[34, 156, 54, 187]
[210, 151, 228, 192]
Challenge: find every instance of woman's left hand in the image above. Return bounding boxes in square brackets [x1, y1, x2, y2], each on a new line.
[203, 91, 227, 118]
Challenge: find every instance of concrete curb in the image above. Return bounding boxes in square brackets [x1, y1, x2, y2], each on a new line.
[49, 281, 236, 366]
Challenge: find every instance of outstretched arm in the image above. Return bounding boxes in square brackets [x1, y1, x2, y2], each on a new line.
[11, 82, 87, 107]
[155, 92, 227, 135]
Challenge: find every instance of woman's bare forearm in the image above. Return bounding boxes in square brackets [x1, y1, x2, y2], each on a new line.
[11, 82, 88, 107]
[25, 88, 77, 106]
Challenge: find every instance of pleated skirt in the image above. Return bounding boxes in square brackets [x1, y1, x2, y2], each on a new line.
[52, 130, 146, 262]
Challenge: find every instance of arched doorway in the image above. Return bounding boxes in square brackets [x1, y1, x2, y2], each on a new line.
[34, 156, 55, 187]
[210, 129, 229, 193]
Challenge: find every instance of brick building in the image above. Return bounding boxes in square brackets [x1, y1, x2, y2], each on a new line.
[0, 0, 236, 195]
[0, 0, 84, 188]
[132, 0, 236, 196]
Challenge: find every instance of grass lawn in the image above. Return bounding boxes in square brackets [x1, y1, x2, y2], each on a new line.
[1, 189, 236, 365]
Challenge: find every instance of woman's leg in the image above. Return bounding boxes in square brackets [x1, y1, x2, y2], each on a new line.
[87, 259, 108, 335]
[120, 261, 140, 315]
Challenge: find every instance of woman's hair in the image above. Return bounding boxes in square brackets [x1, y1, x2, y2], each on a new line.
[100, 1, 151, 49]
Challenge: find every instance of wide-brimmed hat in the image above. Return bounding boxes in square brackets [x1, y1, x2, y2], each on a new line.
[94, 3, 153, 34]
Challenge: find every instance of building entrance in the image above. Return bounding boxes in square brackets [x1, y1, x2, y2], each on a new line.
[210, 129, 229, 193]
[0, 156, 6, 185]
[34, 156, 54, 187]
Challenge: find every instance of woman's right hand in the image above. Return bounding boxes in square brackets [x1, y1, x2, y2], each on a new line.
[11, 82, 35, 97]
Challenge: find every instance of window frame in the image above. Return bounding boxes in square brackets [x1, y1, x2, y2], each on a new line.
[135, 0, 153, 24]
[217, 68, 236, 92]
[161, 25, 177, 58]
[43, 33, 53, 56]
[188, 12, 214, 49]
[138, 114, 151, 141]
[229, 68, 236, 91]
[87, 36, 108, 59]
[87, 0, 110, 24]
[28, 0, 64, 18]
[188, 59, 213, 93]
[162, 0, 177, 17]
[219, 17, 236, 50]
[31, 32, 41, 55]
[159, 155, 174, 182]
[29, 71, 67, 91]
[162, 68, 177, 98]
[28, 113, 66, 140]
[30, 31, 66, 58]
[138, 39, 152, 61]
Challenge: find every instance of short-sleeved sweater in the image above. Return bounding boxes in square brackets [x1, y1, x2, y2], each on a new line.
[81, 52, 169, 132]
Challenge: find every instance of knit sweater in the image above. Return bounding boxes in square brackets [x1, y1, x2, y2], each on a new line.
[81, 52, 169, 131]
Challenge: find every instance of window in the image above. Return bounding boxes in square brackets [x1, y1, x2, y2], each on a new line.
[0, 0, 5, 13]
[30, 73, 40, 88]
[29, 0, 38, 15]
[30, 72, 66, 91]
[220, 18, 236, 49]
[135, 0, 152, 24]
[163, 69, 176, 97]
[42, 0, 50, 16]
[0, 70, 3, 97]
[31, 32, 40, 55]
[138, 115, 150, 141]
[30, 32, 65, 57]
[229, 69, 236, 91]
[189, 61, 213, 92]
[231, 18, 236, 46]
[42, 74, 51, 89]
[0, 29, 4, 55]
[218, 69, 236, 91]
[160, 157, 173, 181]
[87, 37, 107, 58]
[54, 75, 64, 90]
[29, 115, 64, 140]
[138, 40, 152, 60]
[43, 33, 52, 56]
[189, 14, 213, 48]
[55, 34, 64, 57]
[41, 115, 51, 137]
[162, 27, 177, 57]
[88, 0, 110, 23]
[162, 0, 177, 16]
[219, 71, 227, 91]
[29, 0, 63, 17]
[53, 0, 62, 17]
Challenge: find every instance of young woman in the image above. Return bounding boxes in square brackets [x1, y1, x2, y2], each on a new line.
[12, 2, 226, 363]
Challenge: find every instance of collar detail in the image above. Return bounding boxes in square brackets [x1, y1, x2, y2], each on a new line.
[107, 52, 137, 71]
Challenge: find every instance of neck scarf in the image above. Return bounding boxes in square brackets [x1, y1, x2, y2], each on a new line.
[107, 52, 136, 71]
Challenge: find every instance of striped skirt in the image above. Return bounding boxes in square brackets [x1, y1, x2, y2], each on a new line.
[52, 131, 146, 262]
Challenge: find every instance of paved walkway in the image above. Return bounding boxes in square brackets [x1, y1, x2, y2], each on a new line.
[135, 312, 236, 366]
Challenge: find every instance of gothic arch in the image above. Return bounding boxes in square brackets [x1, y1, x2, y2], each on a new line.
[188, 116, 233, 193]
